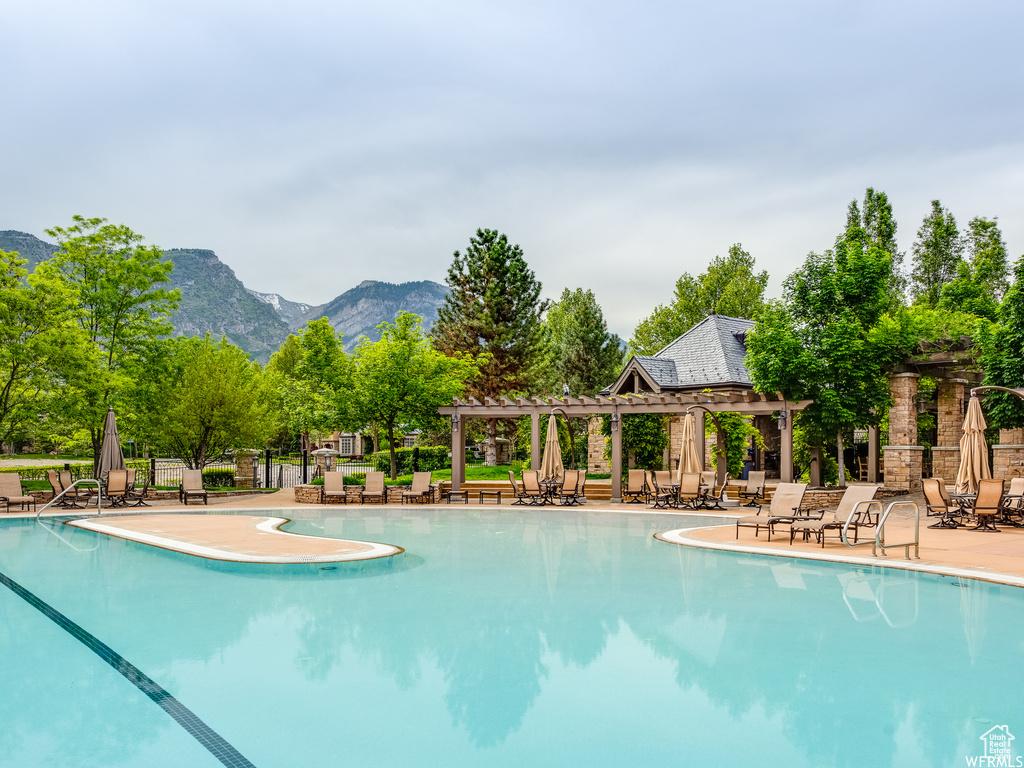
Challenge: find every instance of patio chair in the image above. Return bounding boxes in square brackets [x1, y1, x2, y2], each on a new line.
[999, 477, 1024, 527]
[359, 472, 387, 504]
[402, 472, 434, 504]
[521, 470, 546, 505]
[790, 485, 881, 546]
[50, 469, 88, 508]
[647, 471, 676, 510]
[555, 470, 580, 506]
[508, 470, 530, 505]
[179, 469, 209, 506]
[735, 483, 809, 540]
[575, 469, 587, 503]
[622, 469, 648, 504]
[322, 471, 348, 504]
[923, 478, 959, 528]
[971, 478, 1003, 531]
[699, 470, 724, 510]
[0, 472, 36, 514]
[677, 472, 702, 510]
[104, 469, 130, 507]
[125, 467, 151, 507]
[738, 471, 767, 507]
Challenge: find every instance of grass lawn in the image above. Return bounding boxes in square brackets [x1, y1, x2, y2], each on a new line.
[2, 454, 90, 462]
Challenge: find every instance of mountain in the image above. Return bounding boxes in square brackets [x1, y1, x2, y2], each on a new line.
[162, 248, 291, 362]
[1, 229, 449, 360]
[246, 290, 313, 328]
[298, 279, 449, 351]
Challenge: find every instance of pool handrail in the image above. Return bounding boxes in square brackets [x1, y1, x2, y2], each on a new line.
[35, 479, 103, 520]
[872, 501, 921, 560]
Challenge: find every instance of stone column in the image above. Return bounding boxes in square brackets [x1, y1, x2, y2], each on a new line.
[931, 378, 967, 482]
[993, 428, 1024, 479]
[883, 373, 924, 491]
[233, 450, 258, 488]
[587, 417, 611, 473]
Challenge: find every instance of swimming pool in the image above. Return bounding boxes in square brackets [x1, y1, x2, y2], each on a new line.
[0, 508, 1020, 767]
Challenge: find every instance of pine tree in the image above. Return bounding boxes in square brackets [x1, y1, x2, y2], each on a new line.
[433, 228, 548, 464]
[545, 288, 623, 398]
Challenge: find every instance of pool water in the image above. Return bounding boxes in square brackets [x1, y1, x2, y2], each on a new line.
[0, 508, 1020, 767]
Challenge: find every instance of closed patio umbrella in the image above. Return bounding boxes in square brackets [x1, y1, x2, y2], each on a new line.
[539, 414, 564, 482]
[96, 407, 126, 482]
[955, 396, 990, 494]
[676, 412, 703, 482]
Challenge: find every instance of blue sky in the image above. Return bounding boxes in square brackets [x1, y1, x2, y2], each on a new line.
[3, 0, 1022, 338]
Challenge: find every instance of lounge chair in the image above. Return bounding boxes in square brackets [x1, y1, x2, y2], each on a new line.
[622, 469, 648, 504]
[508, 470, 530, 505]
[738, 471, 767, 507]
[999, 477, 1024, 527]
[555, 470, 580, 506]
[735, 483, 809, 540]
[402, 472, 434, 504]
[790, 485, 881, 546]
[359, 472, 387, 504]
[180, 470, 209, 506]
[521, 470, 546, 505]
[923, 478, 959, 528]
[677, 472, 702, 510]
[0, 472, 36, 514]
[125, 467, 151, 507]
[971, 478, 1003, 531]
[322, 471, 348, 504]
[648, 471, 676, 510]
[105, 469, 130, 507]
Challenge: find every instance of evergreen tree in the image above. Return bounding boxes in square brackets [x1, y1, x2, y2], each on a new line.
[544, 288, 623, 397]
[911, 200, 963, 306]
[965, 216, 1009, 299]
[433, 228, 547, 464]
[977, 257, 1024, 430]
[846, 187, 905, 302]
[630, 244, 768, 355]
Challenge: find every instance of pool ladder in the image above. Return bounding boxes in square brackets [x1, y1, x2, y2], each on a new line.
[34, 479, 103, 520]
[841, 500, 920, 560]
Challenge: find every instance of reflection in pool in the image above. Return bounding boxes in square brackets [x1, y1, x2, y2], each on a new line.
[0, 509, 1019, 767]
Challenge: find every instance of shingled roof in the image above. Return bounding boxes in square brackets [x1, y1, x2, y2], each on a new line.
[605, 314, 754, 394]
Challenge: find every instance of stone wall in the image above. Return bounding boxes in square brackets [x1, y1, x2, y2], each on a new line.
[587, 417, 610, 474]
[883, 373, 923, 491]
[993, 445, 1024, 480]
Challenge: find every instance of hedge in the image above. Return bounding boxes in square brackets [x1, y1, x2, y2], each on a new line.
[202, 468, 235, 487]
[370, 446, 450, 474]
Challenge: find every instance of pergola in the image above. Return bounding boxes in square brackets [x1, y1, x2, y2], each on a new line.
[439, 390, 812, 502]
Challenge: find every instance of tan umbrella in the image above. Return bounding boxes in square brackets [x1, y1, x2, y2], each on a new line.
[676, 412, 703, 482]
[955, 396, 990, 494]
[96, 407, 126, 482]
[539, 414, 564, 482]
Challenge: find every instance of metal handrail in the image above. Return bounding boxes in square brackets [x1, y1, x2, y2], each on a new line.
[836, 500, 883, 550]
[872, 500, 921, 560]
[35, 479, 103, 520]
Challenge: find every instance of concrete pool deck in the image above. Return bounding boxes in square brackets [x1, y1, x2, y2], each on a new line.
[14, 487, 1024, 585]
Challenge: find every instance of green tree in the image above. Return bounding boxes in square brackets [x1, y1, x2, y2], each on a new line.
[0, 250, 87, 446]
[630, 244, 768, 355]
[153, 335, 274, 469]
[911, 200, 963, 306]
[845, 187, 905, 302]
[544, 288, 623, 397]
[433, 228, 547, 464]
[356, 312, 480, 479]
[964, 216, 1009, 299]
[746, 225, 907, 486]
[977, 257, 1024, 430]
[45, 216, 179, 471]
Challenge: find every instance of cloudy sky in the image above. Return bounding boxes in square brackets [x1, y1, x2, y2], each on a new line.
[4, 0, 1023, 338]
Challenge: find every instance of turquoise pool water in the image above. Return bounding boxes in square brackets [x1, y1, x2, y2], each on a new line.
[0, 508, 1020, 767]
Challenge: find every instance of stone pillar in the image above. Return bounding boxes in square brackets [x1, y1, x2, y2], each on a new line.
[587, 417, 611, 473]
[233, 450, 258, 488]
[883, 373, 924, 491]
[611, 409, 623, 502]
[993, 428, 1024, 479]
[932, 378, 967, 482]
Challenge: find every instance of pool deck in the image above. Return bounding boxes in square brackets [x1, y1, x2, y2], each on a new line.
[14, 488, 1024, 585]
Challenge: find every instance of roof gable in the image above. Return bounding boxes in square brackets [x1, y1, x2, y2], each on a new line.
[655, 314, 754, 389]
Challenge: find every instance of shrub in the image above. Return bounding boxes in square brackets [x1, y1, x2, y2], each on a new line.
[371, 446, 450, 474]
[202, 468, 235, 487]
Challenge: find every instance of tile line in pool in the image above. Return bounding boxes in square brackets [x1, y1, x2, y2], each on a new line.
[0, 566, 258, 768]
